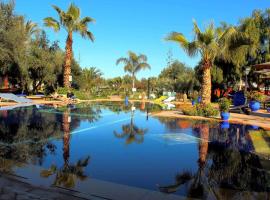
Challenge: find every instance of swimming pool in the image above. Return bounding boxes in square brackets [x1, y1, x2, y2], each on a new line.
[0, 102, 269, 199]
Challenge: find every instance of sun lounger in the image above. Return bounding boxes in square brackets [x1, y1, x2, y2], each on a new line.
[163, 96, 176, 103]
[164, 102, 175, 110]
[0, 93, 32, 103]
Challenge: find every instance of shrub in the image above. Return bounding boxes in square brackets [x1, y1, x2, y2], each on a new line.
[247, 91, 266, 102]
[218, 98, 231, 112]
[182, 103, 219, 117]
[56, 87, 94, 100]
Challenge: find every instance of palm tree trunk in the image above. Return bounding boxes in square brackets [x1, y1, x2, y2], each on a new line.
[62, 110, 71, 168]
[64, 32, 73, 88]
[3, 75, 8, 89]
[132, 74, 135, 94]
[201, 64, 211, 104]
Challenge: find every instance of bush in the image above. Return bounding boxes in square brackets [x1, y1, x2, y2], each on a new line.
[247, 91, 266, 102]
[218, 98, 231, 112]
[56, 87, 94, 100]
[182, 103, 219, 117]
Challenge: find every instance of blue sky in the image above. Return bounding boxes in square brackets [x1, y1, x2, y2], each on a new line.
[15, 0, 270, 79]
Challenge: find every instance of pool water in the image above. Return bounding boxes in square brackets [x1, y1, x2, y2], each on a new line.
[0, 102, 269, 199]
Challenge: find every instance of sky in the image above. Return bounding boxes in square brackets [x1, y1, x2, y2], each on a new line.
[14, 0, 270, 79]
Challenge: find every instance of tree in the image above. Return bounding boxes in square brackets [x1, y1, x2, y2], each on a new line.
[0, 1, 29, 89]
[78, 67, 103, 92]
[116, 51, 151, 94]
[44, 3, 95, 88]
[166, 21, 248, 103]
[159, 60, 198, 94]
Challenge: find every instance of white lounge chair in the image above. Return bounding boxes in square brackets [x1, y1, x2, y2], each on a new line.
[0, 93, 32, 103]
[163, 96, 176, 103]
[164, 103, 175, 110]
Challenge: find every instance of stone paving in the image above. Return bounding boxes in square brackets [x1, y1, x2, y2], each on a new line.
[0, 174, 104, 200]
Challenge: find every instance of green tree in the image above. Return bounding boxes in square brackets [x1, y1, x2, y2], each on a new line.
[44, 3, 95, 88]
[166, 21, 248, 103]
[78, 67, 103, 92]
[159, 60, 198, 94]
[0, 1, 29, 89]
[116, 51, 151, 94]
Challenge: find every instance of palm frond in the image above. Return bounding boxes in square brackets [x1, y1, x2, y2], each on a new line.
[124, 64, 133, 73]
[67, 3, 80, 21]
[80, 16, 95, 25]
[192, 20, 201, 35]
[116, 57, 129, 65]
[52, 5, 65, 24]
[137, 54, 147, 62]
[25, 20, 39, 35]
[128, 51, 138, 62]
[85, 31, 95, 42]
[43, 17, 60, 32]
[135, 62, 151, 73]
[165, 32, 189, 49]
[186, 41, 199, 57]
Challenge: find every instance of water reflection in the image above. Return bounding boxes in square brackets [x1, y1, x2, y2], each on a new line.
[41, 107, 91, 188]
[158, 123, 210, 199]
[113, 104, 148, 145]
[157, 121, 270, 198]
[0, 106, 62, 165]
[40, 156, 90, 188]
[0, 103, 269, 197]
[0, 105, 93, 188]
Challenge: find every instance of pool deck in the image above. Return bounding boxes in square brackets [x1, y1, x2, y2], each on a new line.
[0, 163, 195, 200]
[151, 110, 270, 130]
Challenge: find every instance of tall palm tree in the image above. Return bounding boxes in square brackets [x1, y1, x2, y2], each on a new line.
[116, 51, 151, 94]
[44, 3, 95, 88]
[166, 21, 248, 104]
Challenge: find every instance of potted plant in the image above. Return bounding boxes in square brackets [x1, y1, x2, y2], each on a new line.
[191, 92, 199, 106]
[218, 97, 231, 121]
[248, 91, 266, 112]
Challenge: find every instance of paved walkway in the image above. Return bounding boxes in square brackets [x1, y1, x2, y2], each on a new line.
[0, 174, 98, 200]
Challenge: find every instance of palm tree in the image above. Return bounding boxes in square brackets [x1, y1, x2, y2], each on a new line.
[44, 3, 95, 88]
[25, 20, 39, 37]
[80, 67, 103, 92]
[116, 51, 151, 94]
[166, 21, 248, 104]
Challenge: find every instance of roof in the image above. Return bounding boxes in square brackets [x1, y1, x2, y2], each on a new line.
[253, 62, 270, 78]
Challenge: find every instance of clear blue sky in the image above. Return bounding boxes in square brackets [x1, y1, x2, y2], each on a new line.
[15, 0, 270, 79]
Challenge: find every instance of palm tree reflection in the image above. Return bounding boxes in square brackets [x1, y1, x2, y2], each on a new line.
[114, 105, 148, 145]
[41, 109, 90, 188]
[158, 124, 210, 199]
